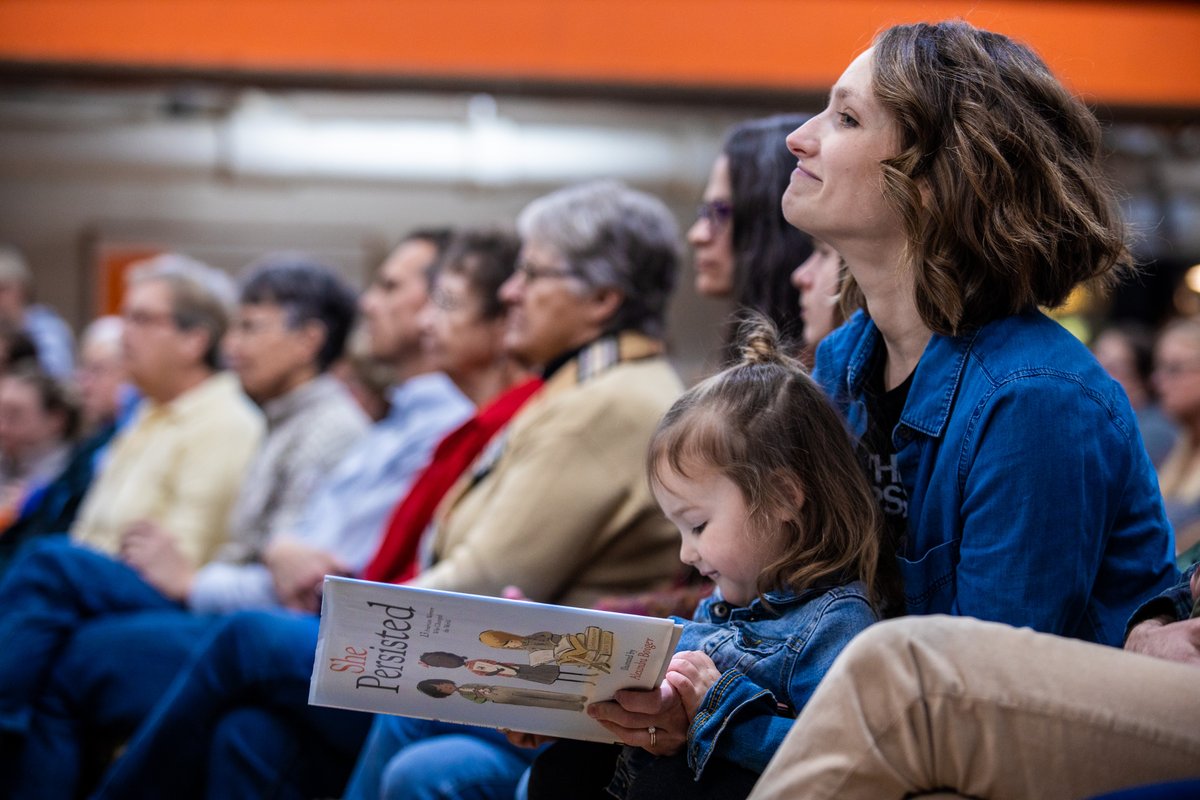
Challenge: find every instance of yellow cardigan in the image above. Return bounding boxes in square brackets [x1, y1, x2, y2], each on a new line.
[71, 372, 264, 567]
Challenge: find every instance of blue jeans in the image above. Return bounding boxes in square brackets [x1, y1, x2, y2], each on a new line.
[0, 537, 183, 735]
[94, 610, 373, 800]
[344, 716, 542, 800]
[4, 611, 215, 798]
[0, 537, 212, 797]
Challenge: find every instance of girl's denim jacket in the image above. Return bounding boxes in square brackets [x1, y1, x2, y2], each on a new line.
[815, 309, 1178, 646]
[609, 581, 876, 794]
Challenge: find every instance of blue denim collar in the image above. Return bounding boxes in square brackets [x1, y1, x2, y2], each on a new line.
[840, 311, 978, 440]
[704, 584, 841, 622]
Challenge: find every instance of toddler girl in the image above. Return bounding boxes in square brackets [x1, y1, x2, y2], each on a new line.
[526, 316, 884, 799]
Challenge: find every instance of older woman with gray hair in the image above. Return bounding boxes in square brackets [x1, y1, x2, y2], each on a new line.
[94, 182, 687, 800]
[507, 179, 677, 349]
[408, 179, 683, 602]
[340, 180, 687, 800]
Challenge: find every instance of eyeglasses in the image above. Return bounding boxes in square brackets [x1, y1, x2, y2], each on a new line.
[514, 260, 573, 283]
[229, 315, 287, 337]
[695, 199, 733, 231]
[1154, 360, 1200, 379]
[122, 308, 177, 329]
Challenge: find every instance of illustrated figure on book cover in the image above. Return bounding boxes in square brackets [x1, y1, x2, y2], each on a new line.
[478, 626, 615, 674]
[417, 679, 588, 712]
[418, 652, 597, 685]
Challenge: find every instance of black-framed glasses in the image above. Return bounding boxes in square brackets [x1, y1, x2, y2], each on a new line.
[695, 199, 733, 230]
[515, 260, 573, 283]
[1154, 360, 1200, 379]
[121, 307, 178, 330]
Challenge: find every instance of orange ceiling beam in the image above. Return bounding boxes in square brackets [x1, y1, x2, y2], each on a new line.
[0, 1, 1196, 108]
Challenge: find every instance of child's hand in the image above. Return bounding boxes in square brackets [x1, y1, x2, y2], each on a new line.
[587, 681, 688, 756]
[663, 650, 722, 720]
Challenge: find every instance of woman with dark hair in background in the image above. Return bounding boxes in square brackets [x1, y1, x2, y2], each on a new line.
[0, 364, 79, 530]
[688, 114, 813, 362]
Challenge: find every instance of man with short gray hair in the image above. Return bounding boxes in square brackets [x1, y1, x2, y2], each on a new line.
[70, 253, 264, 563]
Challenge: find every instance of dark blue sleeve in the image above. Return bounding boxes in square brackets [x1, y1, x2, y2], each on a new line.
[951, 377, 1175, 645]
[1126, 563, 1197, 638]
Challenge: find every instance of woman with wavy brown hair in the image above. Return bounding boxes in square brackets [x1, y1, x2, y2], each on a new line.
[782, 19, 1176, 642]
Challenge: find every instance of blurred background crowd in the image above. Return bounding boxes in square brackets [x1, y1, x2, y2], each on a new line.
[0, 2, 1198, 797]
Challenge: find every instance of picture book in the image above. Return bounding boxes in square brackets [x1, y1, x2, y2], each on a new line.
[309, 577, 685, 742]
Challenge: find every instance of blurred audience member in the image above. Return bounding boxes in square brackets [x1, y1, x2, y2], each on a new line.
[0, 253, 374, 798]
[0, 244, 75, 378]
[791, 237, 846, 367]
[335, 324, 397, 422]
[687, 115, 812, 362]
[0, 365, 79, 527]
[362, 228, 539, 585]
[98, 182, 684, 800]
[0, 252, 264, 790]
[1093, 322, 1178, 467]
[66, 253, 263, 564]
[133, 253, 370, 605]
[0, 320, 38, 375]
[1153, 317, 1200, 569]
[75, 315, 136, 434]
[0, 318, 131, 572]
[258, 231, 472, 615]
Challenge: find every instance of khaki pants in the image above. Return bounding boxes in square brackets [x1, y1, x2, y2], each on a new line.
[749, 616, 1200, 800]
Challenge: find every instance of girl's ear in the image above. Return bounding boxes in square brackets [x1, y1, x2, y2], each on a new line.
[753, 473, 806, 540]
[771, 470, 806, 520]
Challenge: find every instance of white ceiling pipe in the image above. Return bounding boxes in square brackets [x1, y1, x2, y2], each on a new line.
[0, 89, 718, 186]
[221, 97, 708, 185]
[0, 121, 220, 173]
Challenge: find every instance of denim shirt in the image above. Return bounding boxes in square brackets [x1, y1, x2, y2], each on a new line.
[609, 581, 876, 794]
[815, 309, 1179, 645]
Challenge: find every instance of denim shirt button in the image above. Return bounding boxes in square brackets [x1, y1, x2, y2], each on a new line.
[710, 601, 730, 620]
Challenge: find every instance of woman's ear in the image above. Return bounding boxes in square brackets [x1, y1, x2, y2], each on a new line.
[584, 287, 624, 327]
[298, 319, 327, 366]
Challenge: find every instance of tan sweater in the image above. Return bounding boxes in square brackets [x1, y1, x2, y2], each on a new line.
[414, 333, 684, 608]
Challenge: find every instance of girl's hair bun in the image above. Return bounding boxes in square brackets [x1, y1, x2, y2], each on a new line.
[737, 313, 784, 366]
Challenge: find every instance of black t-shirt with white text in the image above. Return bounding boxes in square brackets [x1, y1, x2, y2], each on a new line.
[857, 353, 912, 560]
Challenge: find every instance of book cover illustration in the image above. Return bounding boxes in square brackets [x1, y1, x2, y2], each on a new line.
[309, 577, 685, 742]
